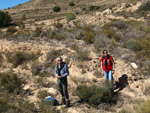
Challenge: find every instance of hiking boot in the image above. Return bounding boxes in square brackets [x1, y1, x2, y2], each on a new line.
[65, 101, 70, 107]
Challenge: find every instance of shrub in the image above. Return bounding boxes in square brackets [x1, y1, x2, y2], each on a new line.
[125, 39, 142, 52]
[6, 51, 41, 67]
[53, 34, 66, 41]
[47, 30, 56, 39]
[76, 84, 114, 107]
[113, 34, 121, 42]
[35, 27, 42, 37]
[94, 34, 108, 52]
[133, 99, 150, 113]
[69, 2, 75, 6]
[83, 31, 95, 44]
[16, 30, 30, 37]
[104, 28, 115, 38]
[0, 98, 9, 112]
[82, 7, 86, 11]
[53, 6, 61, 12]
[38, 100, 60, 113]
[113, 20, 127, 29]
[66, 12, 76, 22]
[0, 71, 22, 93]
[89, 5, 100, 11]
[53, 23, 63, 29]
[137, 38, 150, 58]
[70, 43, 79, 52]
[6, 26, 17, 34]
[47, 49, 62, 62]
[37, 90, 51, 100]
[77, 49, 90, 61]
[138, 1, 150, 12]
[31, 62, 43, 76]
[0, 11, 12, 27]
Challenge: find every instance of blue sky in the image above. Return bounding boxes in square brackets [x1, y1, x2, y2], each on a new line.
[0, 0, 31, 10]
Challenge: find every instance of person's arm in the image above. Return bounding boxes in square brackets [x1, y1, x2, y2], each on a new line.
[111, 58, 115, 74]
[100, 58, 104, 75]
[61, 64, 69, 78]
[55, 65, 60, 78]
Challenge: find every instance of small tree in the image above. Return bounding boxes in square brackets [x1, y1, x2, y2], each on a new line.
[69, 2, 75, 6]
[0, 11, 12, 28]
[53, 6, 61, 12]
[66, 12, 76, 22]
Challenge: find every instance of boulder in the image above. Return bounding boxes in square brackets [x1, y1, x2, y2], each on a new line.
[130, 63, 138, 69]
[48, 88, 58, 96]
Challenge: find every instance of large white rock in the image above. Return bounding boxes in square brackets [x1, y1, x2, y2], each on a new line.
[48, 88, 58, 96]
[130, 63, 138, 69]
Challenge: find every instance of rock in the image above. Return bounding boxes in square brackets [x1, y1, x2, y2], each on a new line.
[97, 103, 107, 110]
[102, 9, 112, 15]
[130, 63, 138, 69]
[48, 88, 58, 96]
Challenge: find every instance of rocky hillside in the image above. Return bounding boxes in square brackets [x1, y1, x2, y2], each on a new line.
[0, 0, 150, 113]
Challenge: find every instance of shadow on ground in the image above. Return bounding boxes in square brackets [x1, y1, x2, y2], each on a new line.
[114, 74, 129, 92]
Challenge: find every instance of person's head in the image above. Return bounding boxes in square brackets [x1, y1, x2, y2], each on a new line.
[57, 56, 63, 64]
[102, 50, 108, 57]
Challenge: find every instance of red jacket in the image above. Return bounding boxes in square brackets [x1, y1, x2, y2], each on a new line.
[101, 55, 113, 71]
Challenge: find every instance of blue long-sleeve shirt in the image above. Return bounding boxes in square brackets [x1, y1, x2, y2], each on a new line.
[55, 63, 69, 78]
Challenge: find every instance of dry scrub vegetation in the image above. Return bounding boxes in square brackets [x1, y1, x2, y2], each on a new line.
[1, 0, 150, 113]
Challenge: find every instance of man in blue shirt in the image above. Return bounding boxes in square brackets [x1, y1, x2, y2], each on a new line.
[55, 56, 70, 107]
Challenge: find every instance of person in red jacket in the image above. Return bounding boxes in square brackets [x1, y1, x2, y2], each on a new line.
[100, 50, 115, 89]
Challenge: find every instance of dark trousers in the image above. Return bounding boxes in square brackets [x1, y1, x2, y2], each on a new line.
[57, 77, 69, 102]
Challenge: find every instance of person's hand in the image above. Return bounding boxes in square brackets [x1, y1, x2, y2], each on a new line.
[57, 76, 63, 79]
[56, 76, 60, 79]
[59, 76, 63, 79]
[102, 71, 104, 75]
[112, 70, 115, 74]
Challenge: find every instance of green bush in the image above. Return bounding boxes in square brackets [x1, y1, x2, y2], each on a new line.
[133, 99, 150, 113]
[69, 2, 75, 6]
[53, 6, 61, 12]
[83, 31, 95, 44]
[136, 38, 150, 58]
[0, 11, 12, 28]
[66, 12, 76, 21]
[89, 5, 100, 11]
[138, 1, 150, 12]
[0, 71, 22, 93]
[76, 84, 114, 107]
